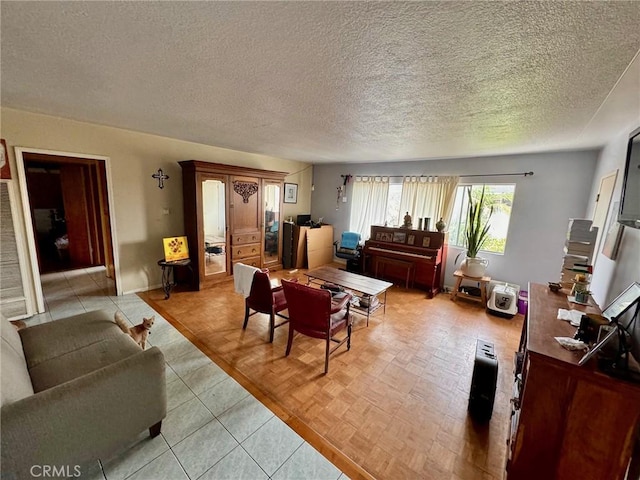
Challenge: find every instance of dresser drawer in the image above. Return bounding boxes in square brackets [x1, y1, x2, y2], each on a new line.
[232, 256, 261, 268]
[233, 243, 261, 259]
[232, 233, 261, 245]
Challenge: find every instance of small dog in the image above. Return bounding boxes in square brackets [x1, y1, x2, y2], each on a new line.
[114, 311, 154, 349]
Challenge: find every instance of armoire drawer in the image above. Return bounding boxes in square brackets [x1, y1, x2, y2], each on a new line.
[233, 256, 261, 268]
[233, 243, 261, 259]
[232, 233, 261, 245]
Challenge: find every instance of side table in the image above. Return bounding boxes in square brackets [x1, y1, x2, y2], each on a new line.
[157, 259, 192, 299]
[451, 269, 491, 307]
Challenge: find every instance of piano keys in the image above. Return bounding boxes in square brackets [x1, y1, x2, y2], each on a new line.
[363, 225, 447, 298]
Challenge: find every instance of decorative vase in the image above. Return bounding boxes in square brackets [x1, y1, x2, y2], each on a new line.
[436, 218, 445, 232]
[461, 256, 489, 278]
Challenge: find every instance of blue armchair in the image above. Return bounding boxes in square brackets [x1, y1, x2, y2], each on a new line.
[333, 231, 362, 271]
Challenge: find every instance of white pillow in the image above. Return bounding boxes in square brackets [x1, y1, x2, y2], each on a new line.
[1, 314, 26, 362]
[1, 338, 34, 406]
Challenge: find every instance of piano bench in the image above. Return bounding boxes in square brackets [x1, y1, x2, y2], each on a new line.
[374, 256, 414, 289]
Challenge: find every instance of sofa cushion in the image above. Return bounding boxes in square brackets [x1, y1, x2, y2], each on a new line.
[27, 336, 141, 392]
[19, 309, 131, 370]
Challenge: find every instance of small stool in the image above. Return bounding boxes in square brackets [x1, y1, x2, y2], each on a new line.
[157, 259, 192, 299]
[451, 270, 491, 307]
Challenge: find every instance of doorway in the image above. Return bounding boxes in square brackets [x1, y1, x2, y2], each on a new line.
[15, 149, 119, 313]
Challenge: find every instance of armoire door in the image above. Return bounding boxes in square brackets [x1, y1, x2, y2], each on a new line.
[200, 174, 230, 284]
[230, 175, 262, 268]
[262, 180, 283, 269]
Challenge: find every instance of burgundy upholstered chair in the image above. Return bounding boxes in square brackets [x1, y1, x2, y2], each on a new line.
[280, 279, 352, 374]
[243, 270, 289, 343]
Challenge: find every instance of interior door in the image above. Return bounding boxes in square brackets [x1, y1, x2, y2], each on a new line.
[591, 170, 617, 264]
[59, 163, 94, 267]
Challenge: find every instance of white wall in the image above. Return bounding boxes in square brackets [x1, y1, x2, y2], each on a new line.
[312, 150, 599, 290]
[588, 127, 640, 307]
[1, 108, 312, 297]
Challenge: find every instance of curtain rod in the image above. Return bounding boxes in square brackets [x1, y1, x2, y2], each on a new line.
[459, 171, 534, 178]
[380, 171, 534, 179]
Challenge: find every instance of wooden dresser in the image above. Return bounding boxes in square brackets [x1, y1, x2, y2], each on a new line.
[362, 225, 446, 297]
[506, 283, 640, 479]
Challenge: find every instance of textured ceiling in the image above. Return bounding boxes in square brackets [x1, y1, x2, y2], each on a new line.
[2, 2, 640, 163]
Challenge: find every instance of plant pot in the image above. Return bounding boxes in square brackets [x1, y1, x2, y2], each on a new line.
[461, 256, 489, 278]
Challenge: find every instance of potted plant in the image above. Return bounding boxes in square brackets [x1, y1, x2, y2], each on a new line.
[456, 186, 493, 277]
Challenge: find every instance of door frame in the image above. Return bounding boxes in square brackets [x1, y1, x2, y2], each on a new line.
[14, 147, 121, 313]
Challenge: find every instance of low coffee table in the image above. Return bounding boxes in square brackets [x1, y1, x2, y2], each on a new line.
[304, 266, 393, 326]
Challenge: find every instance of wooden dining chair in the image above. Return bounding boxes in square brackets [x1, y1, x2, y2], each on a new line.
[280, 279, 352, 373]
[243, 270, 289, 343]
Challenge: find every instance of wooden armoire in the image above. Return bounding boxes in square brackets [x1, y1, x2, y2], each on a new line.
[179, 160, 287, 290]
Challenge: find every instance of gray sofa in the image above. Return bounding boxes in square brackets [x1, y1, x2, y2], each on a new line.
[1, 309, 166, 479]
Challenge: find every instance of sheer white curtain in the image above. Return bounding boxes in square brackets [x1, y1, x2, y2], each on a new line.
[349, 176, 389, 240]
[399, 176, 459, 228]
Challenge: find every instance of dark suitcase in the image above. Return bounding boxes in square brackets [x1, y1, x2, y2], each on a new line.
[468, 340, 498, 421]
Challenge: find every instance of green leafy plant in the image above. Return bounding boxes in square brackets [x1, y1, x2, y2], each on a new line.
[457, 186, 494, 261]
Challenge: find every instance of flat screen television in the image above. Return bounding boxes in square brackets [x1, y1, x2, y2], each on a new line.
[619, 126, 640, 229]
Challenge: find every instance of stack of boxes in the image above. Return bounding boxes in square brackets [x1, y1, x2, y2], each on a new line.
[561, 219, 598, 288]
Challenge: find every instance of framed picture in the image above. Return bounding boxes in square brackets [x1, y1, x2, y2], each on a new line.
[381, 232, 393, 242]
[284, 183, 298, 204]
[393, 232, 406, 243]
[422, 236, 431, 247]
[602, 221, 624, 260]
[375, 232, 382, 241]
[0, 139, 10, 179]
[407, 234, 415, 245]
[162, 236, 190, 262]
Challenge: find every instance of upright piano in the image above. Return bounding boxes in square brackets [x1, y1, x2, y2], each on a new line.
[363, 225, 447, 298]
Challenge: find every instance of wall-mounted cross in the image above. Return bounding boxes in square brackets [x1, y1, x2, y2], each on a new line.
[152, 169, 169, 189]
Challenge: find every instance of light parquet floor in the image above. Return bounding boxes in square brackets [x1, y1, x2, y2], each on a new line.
[140, 266, 523, 480]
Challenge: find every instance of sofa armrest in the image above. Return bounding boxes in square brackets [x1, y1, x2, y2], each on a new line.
[1, 347, 166, 480]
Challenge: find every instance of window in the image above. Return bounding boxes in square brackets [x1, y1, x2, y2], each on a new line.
[385, 182, 403, 227]
[448, 184, 516, 254]
[350, 175, 459, 239]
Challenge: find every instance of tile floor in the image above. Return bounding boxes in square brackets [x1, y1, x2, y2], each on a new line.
[24, 267, 349, 480]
